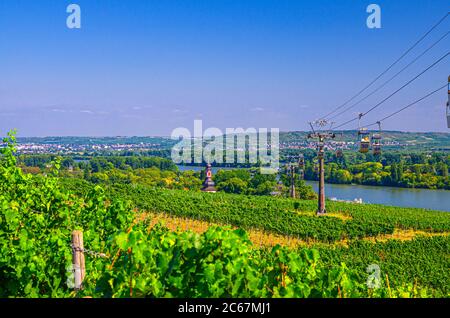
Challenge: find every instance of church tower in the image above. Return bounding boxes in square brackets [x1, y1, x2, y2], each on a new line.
[201, 163, 217, 193]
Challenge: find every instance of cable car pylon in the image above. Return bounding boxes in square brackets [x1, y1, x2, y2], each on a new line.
[307, 122, 335, 215]
[372, 121, 382, 155]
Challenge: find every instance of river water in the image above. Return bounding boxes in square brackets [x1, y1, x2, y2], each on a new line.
[177, 165, 449, 212]
[304, 181, 449, 212]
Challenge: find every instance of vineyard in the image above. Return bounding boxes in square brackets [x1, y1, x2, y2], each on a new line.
[1, 132, 449, 297]
[140, 212, 450, 296]
[60, 178, 450, 296]
[62, 178, 450, 241]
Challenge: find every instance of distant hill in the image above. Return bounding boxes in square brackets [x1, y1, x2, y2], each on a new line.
[15, 131, 450, 151]
[280, 131, 450, 151]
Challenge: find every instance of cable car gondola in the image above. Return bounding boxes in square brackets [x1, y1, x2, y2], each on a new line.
[447, 100, 450, 128]
[372, 121, 382, 155]
[372, 135, 381, 155]
[358, 128, 370, 153]
[357, 113, 370, 153]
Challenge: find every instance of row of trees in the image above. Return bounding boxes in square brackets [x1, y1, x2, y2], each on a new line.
[213, 169, 277, 195]
[19, 154, 317, 199]
[281, 149, 450, 167]
[19, 149, 449, 191]
[213, 169, 317, 199]
[18, 155, 177, 172]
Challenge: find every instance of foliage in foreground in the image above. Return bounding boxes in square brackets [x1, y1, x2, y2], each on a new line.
[317, 236, 450, 297]
[0, 131, 438, 297]
[86, 224, 427, 298]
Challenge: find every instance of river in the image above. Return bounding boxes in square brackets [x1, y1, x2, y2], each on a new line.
[304, 181, 449, 212]
[177, 165, 450, 212]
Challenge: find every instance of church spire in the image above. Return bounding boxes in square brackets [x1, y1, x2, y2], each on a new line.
[201, 163, 217, 193]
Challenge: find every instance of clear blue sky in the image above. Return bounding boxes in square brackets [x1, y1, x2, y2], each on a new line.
[0, 0, 449, 136]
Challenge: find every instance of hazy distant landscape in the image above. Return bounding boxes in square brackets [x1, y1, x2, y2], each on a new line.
[14, 130, 450, 152]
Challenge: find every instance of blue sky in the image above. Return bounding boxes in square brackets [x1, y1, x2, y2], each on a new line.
[0, 0, 449, 136]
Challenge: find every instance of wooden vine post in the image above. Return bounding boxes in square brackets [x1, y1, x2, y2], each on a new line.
[72, 230, 86, 290]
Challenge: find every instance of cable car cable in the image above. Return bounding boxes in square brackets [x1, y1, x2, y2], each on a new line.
[328, 30, 450, 121]
[365, 83, 447, 127]
[332, 52, 449, 130]
[361, 52, 449, 117]
[317, 12, 449, 121]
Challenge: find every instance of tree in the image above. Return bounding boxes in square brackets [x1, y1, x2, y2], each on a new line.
[253, 181, 275, 196]
[390, 164, 399, 183]
[249, 173, 276, 189]
[334, 169, 352, 184]
[217, 177, 248, 194]
[436, 162, 448, 177]
[295, 179, 317, 200]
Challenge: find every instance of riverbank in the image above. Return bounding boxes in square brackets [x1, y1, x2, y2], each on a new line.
[177, 165, 450, 211]
[305, 180, 450, 212]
